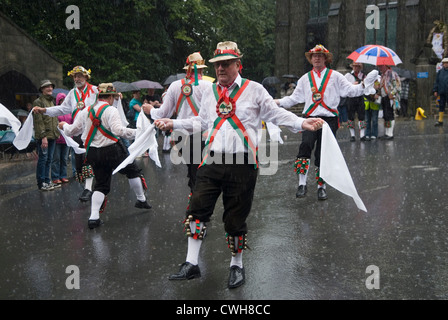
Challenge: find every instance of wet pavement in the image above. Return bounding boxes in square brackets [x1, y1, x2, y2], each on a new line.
[1, 118, 448, 301]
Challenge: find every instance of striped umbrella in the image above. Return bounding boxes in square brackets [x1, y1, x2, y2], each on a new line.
[347, 45, 402, 66]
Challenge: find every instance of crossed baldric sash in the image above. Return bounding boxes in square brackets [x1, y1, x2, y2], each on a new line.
[305, 69, 338, 117]
[199, 79, 258, 169]
[84, 103, 118, 155]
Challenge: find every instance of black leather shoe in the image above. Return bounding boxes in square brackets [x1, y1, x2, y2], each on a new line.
[317, 187, 328, 201]
[350, 136, 356, 142]
[79, 189, 93, 202]
[169, 262, 201, 280]
[228, 266, 245, 289]
[135, 200, 152, 209]
[88, 219, 103, 229]
[296, 185, 307, 198]
[435, 122, 443, 127]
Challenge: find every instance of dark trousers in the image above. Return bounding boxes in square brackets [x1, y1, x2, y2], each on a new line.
[297, 116, 338, 167]
[73, 135, 89, 177]
[187, 155, 258, 236]
[87, 142, 141, 195]
[439, 94, 447, 113]
[176, 133, 205, 193]
[347, 96, 365, 121]
[381, 96, 395, 122]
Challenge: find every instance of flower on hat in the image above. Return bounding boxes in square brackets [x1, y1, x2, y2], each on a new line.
[67, 66, 91, 79]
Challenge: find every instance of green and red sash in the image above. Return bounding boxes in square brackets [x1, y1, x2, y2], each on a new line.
[304, 69, 338, 117]
[199, 79, 258, 169]
[84, 103, 119, 155]
[174, 78, 199, 117]
[72, 83, 97, 120]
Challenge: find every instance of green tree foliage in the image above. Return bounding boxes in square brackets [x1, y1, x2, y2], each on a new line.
[0, 0, 276, 87]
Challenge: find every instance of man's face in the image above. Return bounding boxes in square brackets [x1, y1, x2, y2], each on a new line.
[73, 73, 87, 88]
[352, 64, 362, 73]
[378, 65, 388, 73]
[41, 85, 53, 96]
[443, 62, 448, 69]
[311, 53, 326, 69]
[214, 59, 240, 86]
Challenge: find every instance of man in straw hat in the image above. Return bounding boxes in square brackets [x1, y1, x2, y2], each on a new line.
[59, 83, 151, 229]
[275, 44, 378, 201]
[345, 61, 367, 141]
[433, 57, 448, 126]
[154, 41, 325, 289]
[33, 66, 98, 202]
[142, 52, 211, 199]
[33, 79, 61, 191]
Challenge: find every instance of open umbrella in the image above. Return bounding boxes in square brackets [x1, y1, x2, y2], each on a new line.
[262, 76, 281, 87]
[282, 74, 300, 79]
[391, 67, 417, 79]
[112, 81, 140, 92]
[347, 45, 402, 66]
[162, 73, 186, 86]
[51, 88, 69, 98]
[131, 80, 163, 90]
[10, 109, 29, 117]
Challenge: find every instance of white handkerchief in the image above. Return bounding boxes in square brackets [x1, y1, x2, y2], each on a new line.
[0, 103, 22, 135]
[12, 112, 34, 150]
[58, 128, 86, 154]
[320, 123, 367, 212]
[266, 122, 284, 144]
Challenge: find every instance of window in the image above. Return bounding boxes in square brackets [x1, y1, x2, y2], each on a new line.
[310, 0, 329, 18]
[365, 1, 397, 51]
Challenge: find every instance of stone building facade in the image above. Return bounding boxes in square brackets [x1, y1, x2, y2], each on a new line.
[275, 0, 448, 116]
[0, 11, 63, 110]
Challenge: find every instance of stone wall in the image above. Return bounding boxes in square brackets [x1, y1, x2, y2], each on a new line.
[0, 11, 63, 108]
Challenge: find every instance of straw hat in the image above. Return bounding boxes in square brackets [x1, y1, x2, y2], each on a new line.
[305, 44, 333, 64]
[183, 52, 207, 70]
[97, 83, 119, 96]
[67, 65, 91, 79]
[209, 41, 243, 63]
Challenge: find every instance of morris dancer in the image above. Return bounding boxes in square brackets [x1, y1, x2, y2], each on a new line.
[275, 45, 378, 201]
[33, 66, 97, 202]
[59, 83, 151, 229]
[345, 62, 367, 141]
[155, 41, 324, 289]
[142, 52, 211, 199]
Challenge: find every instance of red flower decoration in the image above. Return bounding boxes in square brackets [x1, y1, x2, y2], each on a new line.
[92, 119, 101, 128]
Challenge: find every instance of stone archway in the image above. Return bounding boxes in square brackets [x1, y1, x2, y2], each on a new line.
[0, 70, 39, 110]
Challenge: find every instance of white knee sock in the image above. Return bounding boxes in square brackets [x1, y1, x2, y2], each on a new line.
[90, 191, 105, 220]
[349, 128, 355, 137]
[186, 221, 203, 266]
[128, 177, 146, 202]
[230, 252, 243, 268]
[299, 172, 307, 186]
[85, 177, 93, 191]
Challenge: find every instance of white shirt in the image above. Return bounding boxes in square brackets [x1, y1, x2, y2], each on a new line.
[278, 68, 364, 117]
[173, 74, 304, 154]
[46, 84, 99, 117]
[63, 100, 135, 148]
[150, 78, 212, 120]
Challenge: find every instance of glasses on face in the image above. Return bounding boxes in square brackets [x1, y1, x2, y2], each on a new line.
[214, 61, 236, 69]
